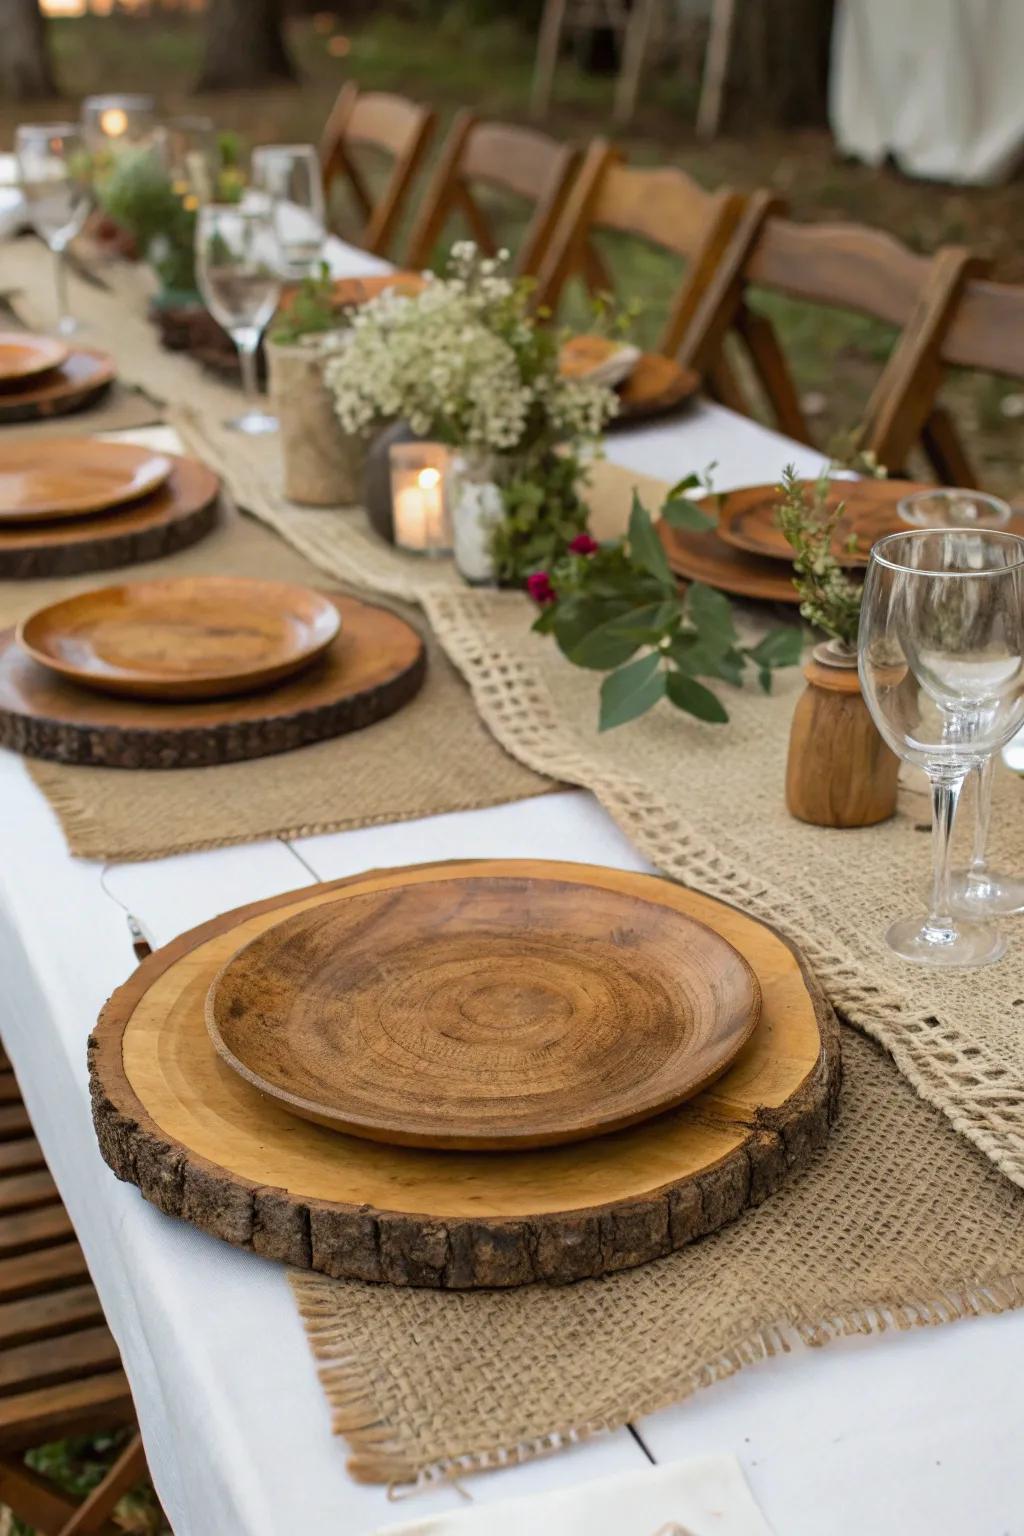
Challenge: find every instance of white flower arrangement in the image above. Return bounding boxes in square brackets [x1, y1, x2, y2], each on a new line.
[324, 243, 617, 456]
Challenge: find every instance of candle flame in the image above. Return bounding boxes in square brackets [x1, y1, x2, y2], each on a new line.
[418, 467, 441, 490]
[99, 107, 129, 139]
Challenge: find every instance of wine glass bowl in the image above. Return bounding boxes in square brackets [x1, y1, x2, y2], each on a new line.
[898, 488, 1012, 530]
[15, 123, 92, 337]
[250, 144, 326, 278]
[195, 203, 282, 435]
[859, 528, 1024, 967]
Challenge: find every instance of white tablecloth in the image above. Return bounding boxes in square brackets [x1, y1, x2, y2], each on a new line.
[831, 0, 1024, 184]
[1, 237, 1023, 1536]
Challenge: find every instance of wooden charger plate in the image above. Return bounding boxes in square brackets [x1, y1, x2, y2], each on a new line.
[18, 577, 342, 700]
[0, 438, 172, 522]
[0, 349, 116, 426]
[657, 517, 804, 605]
[613, 353, 700, 425]
[206, 873, 761, 1150]
[717, 478, 932, 566]
[0, 593, 424, 767]
[91, 859, 841, 1289]
[0, 332, 68, 386]
[0, 452, 219, 581]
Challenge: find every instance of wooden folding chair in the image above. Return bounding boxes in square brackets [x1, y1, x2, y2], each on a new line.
[406, 111, 580, 278]
[0, 1042, 155, 1536]
[910, 276, 1024, 486]
[533, 138, 746, 366]
[684, 192, 988, 471]
[319, 81, 437, 259]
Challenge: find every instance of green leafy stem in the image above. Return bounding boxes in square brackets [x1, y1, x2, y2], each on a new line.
[531, 475, 804, 731]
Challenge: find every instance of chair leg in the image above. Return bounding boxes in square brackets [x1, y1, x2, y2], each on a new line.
[614, 0, 658, 123]
[0, 1456, 81, 1536]
[532, 0, 568, 117]
[57, 1432, 150, 1536]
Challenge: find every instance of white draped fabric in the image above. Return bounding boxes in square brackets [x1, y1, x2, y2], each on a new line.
[831, 0, 1024, 184]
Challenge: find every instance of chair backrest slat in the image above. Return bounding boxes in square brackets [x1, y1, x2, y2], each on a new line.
[320, 82, 436, 259]
[406, 113, 579, 278]
[534, 139, 745, 361]
[939, 277, 1024, 380]
[743, 220, 934, 329]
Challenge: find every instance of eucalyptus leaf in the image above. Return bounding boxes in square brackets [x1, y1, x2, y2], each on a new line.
[744, 626, 804, 669]
[668, 633, 746, 686]
[627, 492, 673, 587]
[599, 652, 666, 731]
[685, 582, 737, 648]
[665, 671, 730, 723]
[661, 496, 717, 531]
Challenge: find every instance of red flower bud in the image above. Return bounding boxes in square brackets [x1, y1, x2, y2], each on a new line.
[569, 533, 599, 555]
[526, 571, 557, 606]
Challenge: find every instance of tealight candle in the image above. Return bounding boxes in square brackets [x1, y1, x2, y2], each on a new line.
[389, 444, 452, 556]
[81, 95, 157, 154]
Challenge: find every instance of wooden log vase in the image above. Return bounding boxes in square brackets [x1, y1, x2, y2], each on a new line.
[785, 646, 899, 829]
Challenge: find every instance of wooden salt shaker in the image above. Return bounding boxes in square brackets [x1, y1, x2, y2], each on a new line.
[785, 643, 899, 828]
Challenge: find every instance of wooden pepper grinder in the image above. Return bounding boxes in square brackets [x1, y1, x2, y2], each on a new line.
[786, 642, 899, 828]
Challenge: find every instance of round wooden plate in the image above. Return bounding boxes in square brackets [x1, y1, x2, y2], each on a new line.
[656, 517, 804, 605]
[206, 874, 761, 1150]
[0, 438, 172, 521]
[90, 859, 841, 1289]
[716, 478, 932, 567]
[0, 349, 117, 426]
[0, 453, 219, 580]
[0, 332, 69, 386]
[18, 577, 342, 700]
[0, 593, 424, 767]
[612, 353, 700, 425]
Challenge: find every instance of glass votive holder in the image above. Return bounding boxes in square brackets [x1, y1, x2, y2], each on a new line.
[898, 488, 1012, 529]
[389, 443, 452, 556]
[81, 94, 158, 155]
[155, 115, 217, 203]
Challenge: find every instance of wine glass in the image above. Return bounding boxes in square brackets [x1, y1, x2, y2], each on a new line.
[195, 204, 282, 435]
[250, 144, 325, 278]
[897, 488, 1024, 916]
[15, 123, 92, 337]
[859, 528, 1024, 967]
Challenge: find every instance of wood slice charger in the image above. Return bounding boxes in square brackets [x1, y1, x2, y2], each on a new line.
[0, 350, 117, 426]
[0, 452, 219, 580]
[90, 860, 841, 1289]
[0, 593, 425, 768]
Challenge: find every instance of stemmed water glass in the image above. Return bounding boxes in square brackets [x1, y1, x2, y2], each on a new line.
[250, 144, 325, 278]
[898, 488, 1024, 917]
[195, 204, 282, 435]
[15, 123, 92, 337]
[859, 528, 1024, 968]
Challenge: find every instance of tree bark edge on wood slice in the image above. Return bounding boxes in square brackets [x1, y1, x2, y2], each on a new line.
[89, 861, 842, 1289]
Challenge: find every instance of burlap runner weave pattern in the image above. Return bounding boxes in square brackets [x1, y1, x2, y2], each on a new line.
[8, 248, 1024, 1488]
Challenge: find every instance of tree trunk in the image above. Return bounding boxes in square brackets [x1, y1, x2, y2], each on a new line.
[720, 0, 835, 130]
[0, 0, 55, 101]
[197, 0, 296, 91]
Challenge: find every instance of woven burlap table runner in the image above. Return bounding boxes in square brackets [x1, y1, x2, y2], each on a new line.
[8, 249, 1024, 1489]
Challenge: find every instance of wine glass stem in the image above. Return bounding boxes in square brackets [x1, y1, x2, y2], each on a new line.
[968, 755, 994, 878]
[926, 772, 966, 939]
[52, 243, 69, 332]
[233, 328, 261, 408]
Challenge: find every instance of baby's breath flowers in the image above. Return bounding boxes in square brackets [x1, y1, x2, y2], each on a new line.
[326, 244, 619, 581]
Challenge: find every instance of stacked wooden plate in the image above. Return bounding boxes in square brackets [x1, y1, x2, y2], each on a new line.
[91, 858, 841, 1288]
[0, 437, 220, 580]
[0, 331, 117, 426]
[560, 334, 700, 426]
[0, 576, 426, 767]
[657, 476, 940, 604]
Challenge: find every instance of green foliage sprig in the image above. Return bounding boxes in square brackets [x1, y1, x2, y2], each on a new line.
[269, 263, 339, 345]
[531, 475, 803, 731]
[774, 465, 863, 648]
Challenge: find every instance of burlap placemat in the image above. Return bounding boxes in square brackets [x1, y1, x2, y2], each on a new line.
[0, 492, 549, 862]
[290, 1024, 1024, 1486]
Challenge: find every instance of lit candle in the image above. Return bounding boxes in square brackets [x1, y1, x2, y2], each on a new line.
[389, 446, 452, 556]
[98, 107, 128, 140]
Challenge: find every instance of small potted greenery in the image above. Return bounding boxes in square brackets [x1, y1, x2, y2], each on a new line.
[265, 266, 366, 506]
[777, 466, 899, 828]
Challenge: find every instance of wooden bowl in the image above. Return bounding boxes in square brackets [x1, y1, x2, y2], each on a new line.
[206, 870, 761, 1150]
[18, 577, 342, 701]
